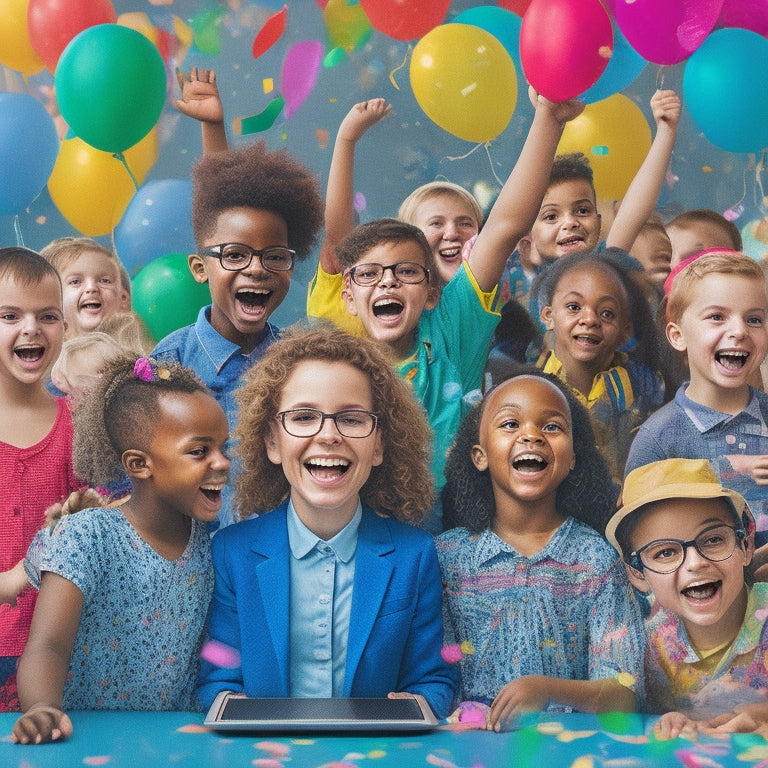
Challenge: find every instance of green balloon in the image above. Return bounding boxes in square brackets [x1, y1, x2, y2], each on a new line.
[132, 253, 211, 343]
[55, 24, 166, 153]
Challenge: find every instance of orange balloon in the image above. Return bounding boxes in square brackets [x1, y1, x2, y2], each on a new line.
[557, 93, 651, 201]
[0, 0, 45, 75]
[48, 130, 157, 236]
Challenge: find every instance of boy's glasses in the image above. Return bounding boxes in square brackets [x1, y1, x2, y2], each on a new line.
[277, 408, 378, 438]
[628, 524, 746, 574]
[203, 243, 296, 272]
[347, 262, 429, 286]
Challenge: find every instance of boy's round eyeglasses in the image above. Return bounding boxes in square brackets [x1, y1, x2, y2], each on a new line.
[276, 408, 378, 438]
[628, 524, 746, 574]
[347, 261, 429, 286]
[203, 243, 296, 272]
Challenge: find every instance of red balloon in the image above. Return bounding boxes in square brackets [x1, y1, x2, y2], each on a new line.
[359, 0, 450, 41]
[28, 0, 116, 73]
[520, 0, 612, 102]
[498, 0, 532, 15]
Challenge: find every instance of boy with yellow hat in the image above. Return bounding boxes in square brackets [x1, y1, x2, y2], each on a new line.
[607, 458, 766, 739]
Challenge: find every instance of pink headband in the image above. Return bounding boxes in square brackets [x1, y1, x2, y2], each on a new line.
[663, 247, 745, 296]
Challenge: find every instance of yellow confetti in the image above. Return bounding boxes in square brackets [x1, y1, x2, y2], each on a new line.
[702, 165, 713, 173]
[460, 641, 475, 655]
[557, 730, 598, 742]
[262, 78, 274, 94]
[368, 749, 387, 759]
[617, 672, 635, 688]
[569, 758, 594, 768]
[537, 721, 564, 735]
[157, 367, 171, 380]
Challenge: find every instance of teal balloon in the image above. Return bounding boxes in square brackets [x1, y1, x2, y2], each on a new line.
[452, 6, 522, 74]
[683, 28, 768, 154]
[55, 24, 166, 153]
[132, 253, 210, 343]
[580, 22, 646, 104]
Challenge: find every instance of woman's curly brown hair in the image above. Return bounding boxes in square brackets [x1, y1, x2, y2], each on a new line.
[191, 140, 323, 259]
[234, 323, 434, 524]
[441, 364, 619, 535]
[73, 355, 209, 488]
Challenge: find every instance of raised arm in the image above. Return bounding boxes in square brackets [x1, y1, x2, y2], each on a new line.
[319, 99, 392, 274]
[174, 67, 229, 154]
[12, 573, 82, 744]
[606, 90, 681, 251]
[467, 88, 585, 292]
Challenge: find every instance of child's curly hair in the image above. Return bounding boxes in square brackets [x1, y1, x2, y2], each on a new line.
[234, 323, 434, 524]
[192, 140, 323, 259]
[442, 363, 618, 535]
[549, 152, 595, 190]
[74, 355, 210, 488]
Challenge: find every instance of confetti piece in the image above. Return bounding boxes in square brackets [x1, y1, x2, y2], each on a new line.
[440, 644, 463, 663]
[426, 754, 460, 768]
[282, 41, 323, 119]
[702, 166, 713, 173]
[723, 203, 744, 221]
[200, 639, 241, 668]
[353, 192, 366, 212]
[368, 750, 387, 758]
[83, 758, 112, 766]
[177, 723, 212, 733]
[537, 721, 565, 735]
[255, 741, 291, 758]
[316, 128, 329, 149]
[262, 78, 274, 94]
[460, 641, 475, 655]
[674, 750, 723, 768]
[252, 5, 287, 59]
[557, 729, 598, 742]
[569, 758, 595, 768]
[591, 145, 609, 156]
[234, 97, 285, 136]
[253, 760, 283, 768]
[324, 47, 348, 68]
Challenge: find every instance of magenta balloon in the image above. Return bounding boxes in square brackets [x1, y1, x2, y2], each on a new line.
[614, 0, 724, 65]
[718, 0, 768, 37]
[281, 40, 323, 119]
[520, 0, 612, 102]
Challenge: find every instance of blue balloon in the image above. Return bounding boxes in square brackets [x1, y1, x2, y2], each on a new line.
[452, 6, 522, 75]
[0, 93, 59, 216]
[683, 28, 768, 154]
[114, 179, 196, 275]
[580, 22, 647, 104]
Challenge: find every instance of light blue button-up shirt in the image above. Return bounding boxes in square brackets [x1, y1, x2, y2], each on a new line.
[286, 500, 361, 697]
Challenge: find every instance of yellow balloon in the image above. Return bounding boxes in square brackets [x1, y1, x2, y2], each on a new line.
[410, 23, 517, 143]
[0, 0, 44, 75]
[48, 131, 158, 237]
[557, 93, 652, 201]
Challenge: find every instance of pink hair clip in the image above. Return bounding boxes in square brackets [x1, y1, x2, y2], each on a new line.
[663, 247, 745, 296]
[133, 358, 154, 382]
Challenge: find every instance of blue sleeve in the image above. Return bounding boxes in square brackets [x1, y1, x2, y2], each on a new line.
[624, 422, 669, 478]
[394, 538, 458, 718]
[196, 534, 245, 709]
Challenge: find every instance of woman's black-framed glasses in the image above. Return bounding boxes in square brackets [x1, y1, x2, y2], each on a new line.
[347, 261, 429, 286]
[277, 408, 378, 438]
[203, 243, 296, 272]
[628, 524, 747, 574]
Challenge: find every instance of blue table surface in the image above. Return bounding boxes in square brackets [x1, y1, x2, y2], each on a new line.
[1, 710, 768, 768]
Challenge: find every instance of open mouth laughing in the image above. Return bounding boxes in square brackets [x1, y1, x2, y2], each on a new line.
[236, 287, 271, 313]
[200, 483, 225, 503]
[715, 350, 749, 371]
[372, 297, 404, 318]
[14, 345, 45, 363]
[681, 580, 720, 601]
[512, 453, 548, 473]
[305, 457, 350, 480]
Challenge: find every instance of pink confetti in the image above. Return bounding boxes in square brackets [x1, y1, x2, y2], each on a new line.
[200, 639, 241, 669]
[441, 644, 463, 663]
[353, 192, 366, 212]
[255, 741, 291, 758]
[253, 761, 283, 768]
[177, 723, 212, 733]
[83, 758, 112, 766]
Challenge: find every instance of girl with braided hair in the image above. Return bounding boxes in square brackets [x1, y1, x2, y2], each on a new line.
[13, 356, 230, 745]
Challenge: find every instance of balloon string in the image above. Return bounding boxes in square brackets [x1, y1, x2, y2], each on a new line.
[444, 141, 505, 187]
[655, 66, 666, 90]
[389, 44, 411, 91]
[13, 215, 24, 247]
[113, 152, 139, 191]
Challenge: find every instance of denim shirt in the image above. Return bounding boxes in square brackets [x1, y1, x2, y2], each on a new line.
[152, 305, 280, 529]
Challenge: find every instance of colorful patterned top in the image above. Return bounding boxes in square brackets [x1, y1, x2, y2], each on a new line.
[25, 507, 213, 711]
[436, 519, 645, 709]
[644, 581, 768, 720]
